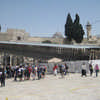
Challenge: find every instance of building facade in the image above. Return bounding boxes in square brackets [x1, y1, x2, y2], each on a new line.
[0, 29, 29, 42]
[0, 28, 100, 66]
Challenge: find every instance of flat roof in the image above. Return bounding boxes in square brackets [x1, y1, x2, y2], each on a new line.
[0, 41, 100, 49]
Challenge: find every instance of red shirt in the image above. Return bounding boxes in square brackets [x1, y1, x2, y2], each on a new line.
[28, 66, 32, 73]
[53, 65, 58, 71]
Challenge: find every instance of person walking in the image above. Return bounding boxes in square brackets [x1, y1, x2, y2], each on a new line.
[37, 66, 41, 80]
[1, 68, 5, 87]
[59, 64, 63, 77]
[61, 64, 65, 78]
[0, 68, 2, 85]
[23, 65, 28, 80]
[42, 66, 46, 78]
[95, 64, 99, 77]
[89, 63, 93, 76]
[53, 64, 58, 76]
[81, 62, 87, 77]
[32, 66, 36, 80]
[43, 65, 47, 78]
[27, 65, 32, 80]
[14, 65, 19, 81]
[65, 63, 69, 75]
[18, 66, 24, 81]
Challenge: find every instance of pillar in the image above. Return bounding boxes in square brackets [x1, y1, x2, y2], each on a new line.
[10, 55, 13, 66]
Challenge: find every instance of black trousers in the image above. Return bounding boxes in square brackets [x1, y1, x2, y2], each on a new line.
[90, 69, 93, 76]
[82, 70, 86, 76]
[14, 75, 17, 81]
[37, 72, 41, 80]
[1, 79, 5, 87]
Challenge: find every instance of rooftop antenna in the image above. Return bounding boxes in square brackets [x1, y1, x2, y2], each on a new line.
[0, 24, 1, 32]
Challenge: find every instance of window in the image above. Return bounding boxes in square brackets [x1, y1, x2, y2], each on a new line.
[17, 36, 21, 40]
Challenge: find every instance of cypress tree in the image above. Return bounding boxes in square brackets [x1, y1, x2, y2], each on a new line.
[65, 13, 73, 41]
[73, 14, 85, 43]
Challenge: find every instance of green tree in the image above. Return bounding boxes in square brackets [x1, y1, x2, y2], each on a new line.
[42, 40, 52, 43]
[73, 14, 85, 43]
[65, 13, 73, 41]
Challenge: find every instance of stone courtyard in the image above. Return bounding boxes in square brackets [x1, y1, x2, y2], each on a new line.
[0, 73, 100, 100]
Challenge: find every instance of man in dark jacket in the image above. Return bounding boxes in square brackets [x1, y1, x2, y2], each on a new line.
[1, 68, 5, 87]
[89, 63, 93, 76]
[37, 66, 41, 80]
[14, 66, 19, 81]
[65, 64, 69, 75]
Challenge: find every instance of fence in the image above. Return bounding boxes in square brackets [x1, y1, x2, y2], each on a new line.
[42, 60, 90, 73]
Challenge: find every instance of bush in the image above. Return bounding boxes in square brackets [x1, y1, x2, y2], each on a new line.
[42, 40, 52, 43]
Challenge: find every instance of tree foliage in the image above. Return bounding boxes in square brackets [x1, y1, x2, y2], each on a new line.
[42, 40, 52, 43]
[65, 13, 73, 41]
[65, 13, 85, 43]
[73, 14, 85, 43]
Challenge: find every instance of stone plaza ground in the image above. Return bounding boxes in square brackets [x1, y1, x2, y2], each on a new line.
[0, 73, 100, 100]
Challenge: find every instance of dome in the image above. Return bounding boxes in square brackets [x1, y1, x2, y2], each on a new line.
[52, 32, 63, 38]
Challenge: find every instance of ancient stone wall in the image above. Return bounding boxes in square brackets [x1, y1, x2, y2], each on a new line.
[0, 32, 12, 41]
[27, 37, 64, 44]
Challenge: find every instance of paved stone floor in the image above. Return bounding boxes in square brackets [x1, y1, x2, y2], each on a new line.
[0, 73, 100, 100]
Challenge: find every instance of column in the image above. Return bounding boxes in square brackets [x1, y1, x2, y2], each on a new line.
[10, 55, 13, 66]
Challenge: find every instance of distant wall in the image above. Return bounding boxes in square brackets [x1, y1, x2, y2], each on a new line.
[0, 32, 12, 41]
[27, 37, 64, 44]
[0, 29, 29, 42]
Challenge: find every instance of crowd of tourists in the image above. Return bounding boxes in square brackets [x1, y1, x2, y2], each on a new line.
[0, 64, 47, 87]
[14, 64, 47, 81]
[0, 62, 100, 87]
[53, 62, 99, 78]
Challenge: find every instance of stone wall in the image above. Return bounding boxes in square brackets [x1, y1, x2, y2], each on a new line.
[0, 32, 12, 41]
[0, 29, 29, 42]
[27, 37, 64, 44]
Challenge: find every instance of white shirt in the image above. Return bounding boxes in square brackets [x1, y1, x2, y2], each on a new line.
[0, 72, 2, 75]
[82, 64, 87, 70]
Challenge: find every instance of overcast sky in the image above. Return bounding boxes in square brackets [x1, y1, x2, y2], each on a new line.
[0, 0, 100, 37]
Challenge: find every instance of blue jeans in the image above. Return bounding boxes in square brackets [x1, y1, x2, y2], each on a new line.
[96, 70, 99, 77]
